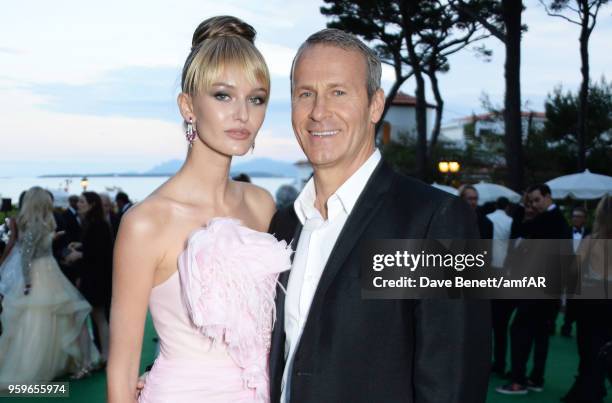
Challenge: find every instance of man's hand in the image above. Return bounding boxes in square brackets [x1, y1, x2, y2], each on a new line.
[65, 251, 83, 264]
[68, 242, 82, 251]
[53, 230, 66, 241]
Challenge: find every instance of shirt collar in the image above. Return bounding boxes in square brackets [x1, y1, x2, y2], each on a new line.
[547, 203, 557, 212]
[294, 149, 381, 224]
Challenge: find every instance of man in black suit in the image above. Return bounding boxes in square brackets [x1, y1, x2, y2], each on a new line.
[57, 195, 82, 284]
[561, 206, 590, 338]
[268, 28, 490, 403]
[115, 192, 133, 225]
[62, 195, 82, 243]
[497, 184, 572, 395]
[459, 184, 493, 240]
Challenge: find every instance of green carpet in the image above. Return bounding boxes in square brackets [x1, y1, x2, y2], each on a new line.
[1, 314, 608, 402]
[0, 314, 157, 403]
[487, 324, 611, 403]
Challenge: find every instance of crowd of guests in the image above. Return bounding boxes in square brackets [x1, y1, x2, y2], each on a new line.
[460, 183, 612, 403]
[0, 177, 297, 389]
[0, 188, 133, 385]
[0, 178, 608, 400]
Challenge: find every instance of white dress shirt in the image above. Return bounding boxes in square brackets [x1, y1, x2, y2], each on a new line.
[68, 206, 81, 225]
[486, 209, 512, 269]
[281, 149, 381, 402]
[572, 227, 585, 252]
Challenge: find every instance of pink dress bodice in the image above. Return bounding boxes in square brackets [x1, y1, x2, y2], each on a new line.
[139, 218, 291, 403]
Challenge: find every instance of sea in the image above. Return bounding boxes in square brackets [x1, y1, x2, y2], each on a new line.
[0, 176, 299, 207]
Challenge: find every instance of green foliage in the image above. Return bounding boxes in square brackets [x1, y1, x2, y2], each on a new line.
[544, 77, 612, 153]
[381, 131, 491, 184]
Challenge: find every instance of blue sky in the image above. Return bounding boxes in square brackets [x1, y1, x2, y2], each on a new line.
[1, 0, 611, 176]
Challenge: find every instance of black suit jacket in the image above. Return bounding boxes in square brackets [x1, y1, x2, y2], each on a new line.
[268, 161, 491, 403]
[515, 206, 573, 292]
[520, 205, 571, 240]
[61, 208, 82, 244]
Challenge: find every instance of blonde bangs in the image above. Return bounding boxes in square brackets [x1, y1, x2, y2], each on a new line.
[183, 36, 270, 95]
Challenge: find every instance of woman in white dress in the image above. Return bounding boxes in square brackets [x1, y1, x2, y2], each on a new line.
[0, 187, 99, 387]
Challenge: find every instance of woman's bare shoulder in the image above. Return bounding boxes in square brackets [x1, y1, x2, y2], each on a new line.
[238, 182, 276, 230]
[117, 194, 178, 240]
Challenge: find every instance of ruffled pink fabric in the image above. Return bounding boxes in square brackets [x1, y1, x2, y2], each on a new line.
[178, 218, 291, 402]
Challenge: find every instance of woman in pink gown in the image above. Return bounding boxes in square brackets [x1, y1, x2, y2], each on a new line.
[107, 16, 291, 403]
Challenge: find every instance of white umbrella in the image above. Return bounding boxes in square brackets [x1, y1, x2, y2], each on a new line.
[473, 181, 521, 205]
[546, 169, 612, 200]
[431, 182, 458, 196]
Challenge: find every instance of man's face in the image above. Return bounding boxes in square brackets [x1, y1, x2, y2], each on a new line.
[291, 44, 383, 172]
[528, 190, 551, 214]
[572, 211, 586, 229]
[461, 189, 479, 210]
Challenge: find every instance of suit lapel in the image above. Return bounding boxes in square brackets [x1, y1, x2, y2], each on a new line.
[308, 161, 394, 315]
[269, 221, 303, 396]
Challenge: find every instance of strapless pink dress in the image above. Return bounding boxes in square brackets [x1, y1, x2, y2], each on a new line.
[139, 218, 291, 403]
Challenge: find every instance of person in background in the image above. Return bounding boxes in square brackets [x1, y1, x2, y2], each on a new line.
[232, 173, 251, 183]
[57, 195, 82, 285]
[570, 206, 590, 252]
[275, 184, 298, 210]
[0, 192, 26, 266]
[510, 192, 537, 240]
[63, 195, 82, 240]
[0, 191, 27, 329]
[0, 187, 99, 385]
[498, 183, 572, 395]
[100, 193, 120, 238]
[561, 206, 591, 338]
[459, 184, 493, 239]
[488, 197, 515, 377]
[115, 192, 133, 223]
[65, 192, 113, 365]
[563, 196, 612, 403]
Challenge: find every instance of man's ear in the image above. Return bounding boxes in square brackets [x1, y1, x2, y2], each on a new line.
[177, 93, 195, 122]
[369, 88, 385, 125]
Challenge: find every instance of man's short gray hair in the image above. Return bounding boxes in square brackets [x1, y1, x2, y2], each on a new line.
[290, 28, 382, 101]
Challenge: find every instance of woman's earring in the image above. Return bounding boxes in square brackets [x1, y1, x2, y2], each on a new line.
[185, 118, 197, 146]
[251, 141, 255, 154]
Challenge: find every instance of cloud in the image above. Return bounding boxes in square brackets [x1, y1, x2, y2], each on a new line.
[0, 47, 22, 55]
[30, 66, 182, 122]
[0, 86, 186, 175]
[26, 65, 295, 120]
[2, 0, 611, 176]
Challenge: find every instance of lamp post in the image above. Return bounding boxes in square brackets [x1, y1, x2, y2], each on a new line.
[80, 177, 89, 191]
[438, 160, 460, 185]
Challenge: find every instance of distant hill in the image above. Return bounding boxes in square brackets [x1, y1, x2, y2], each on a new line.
[145, 158, 299, 177]
[231, 158, 299, 178]
[146, 160, 182, 175]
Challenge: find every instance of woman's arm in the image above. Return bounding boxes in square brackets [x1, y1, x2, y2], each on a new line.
[107, 207, 161, 403]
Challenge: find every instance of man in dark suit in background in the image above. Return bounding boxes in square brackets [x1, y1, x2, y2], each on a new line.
[268, 28, 490, 403]
[459, 184, 493, 240]
[56, 195, 82, 284]
[115, 192, 133, 225]
[561, 206, 590, 337]
[497, 183, 572, 395]
[62, 195, 82, 243]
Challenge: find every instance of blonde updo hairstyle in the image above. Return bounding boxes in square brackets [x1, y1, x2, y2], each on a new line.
[17, 186, 56, 236]
[181, 16, 270, 97]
